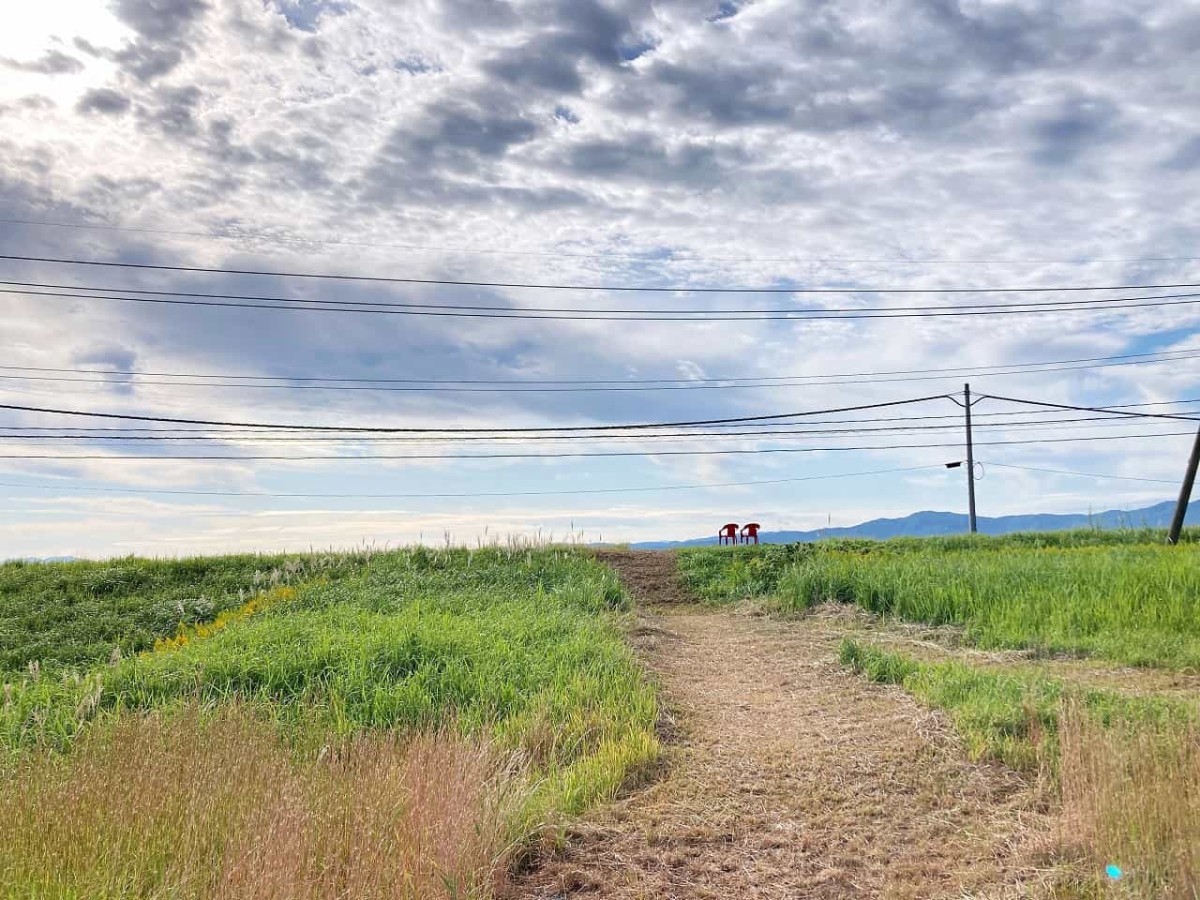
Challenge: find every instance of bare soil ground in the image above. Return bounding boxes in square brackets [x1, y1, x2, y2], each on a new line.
[511, 552, 1055, 899]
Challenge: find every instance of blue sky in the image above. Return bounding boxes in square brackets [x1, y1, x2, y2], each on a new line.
[0, 0, 1198, 557]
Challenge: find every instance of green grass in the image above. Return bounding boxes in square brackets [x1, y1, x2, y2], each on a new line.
[840, 640, 1200, 897]
[679, 532, 1200, 668]
[0, 547, 658, 821]
[838, 639, 1194, 771]
[0, 551, 376, 673]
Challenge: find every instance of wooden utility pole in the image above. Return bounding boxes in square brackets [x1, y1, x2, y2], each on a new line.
[1166, 425, 1200, 544]
[964, 383, 977, 534]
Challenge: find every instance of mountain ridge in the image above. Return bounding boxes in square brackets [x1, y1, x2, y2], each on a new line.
[630, 500, 1192, 549]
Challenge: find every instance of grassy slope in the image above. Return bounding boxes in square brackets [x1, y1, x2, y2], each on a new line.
[0, 552, 375, 673]
[1, 545, 658, 825]
[678, 530, 1200, 668]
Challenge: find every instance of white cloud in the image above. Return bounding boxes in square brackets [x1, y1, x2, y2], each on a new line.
[0, 0, 1197, 555]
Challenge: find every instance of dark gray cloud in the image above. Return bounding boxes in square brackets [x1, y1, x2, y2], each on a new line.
[111, 0, 210, 42]
[561, 133, 744, 187]
[1164, 136, 1200, 171]
[611, 0, 1147, 141]
[135, 85, 203, 135]
[77, 174, 164, 208]
[114, 42, 185, 82]
[3, 50, 84, 75]
[707, 1, 744, 23]
[1030, 96, 1123, 166]
[108, 0, 211, 81]
[70, 347, 138, 395]
[363, 95, 544, 205]
[76, 88, 132, 115]
[204, 118, 257, 165]
[481, 0, 638, 93]
[393, 55, 438, 75]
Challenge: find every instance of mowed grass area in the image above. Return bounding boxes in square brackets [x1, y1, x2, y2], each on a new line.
[681, 533, 1200, 896]
[841, 641, 1199, 898]
[678, 529, 1200, 668]
[679, 530, 1200, 897]
[0, 547, 658, 898]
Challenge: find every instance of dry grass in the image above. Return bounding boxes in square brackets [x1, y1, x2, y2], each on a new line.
[1060, 700, 1200, 899]
[0, 706, 525, 899]
[515, 601, 1050, 898]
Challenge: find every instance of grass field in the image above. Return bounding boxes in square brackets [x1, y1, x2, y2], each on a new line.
[678, 529, 1200, 668]
[0, 551, 376, 673]
[679, 532, 1200, 897]
[6, 532, 1199, 897]
[841, 640, 1199, 897]
[0, 546, 658, 898]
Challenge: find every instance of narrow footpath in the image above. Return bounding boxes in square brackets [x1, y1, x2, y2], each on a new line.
[512, 551, 1053, 899]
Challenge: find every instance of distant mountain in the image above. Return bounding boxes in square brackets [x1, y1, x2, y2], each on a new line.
[631, 500, 1193, 549]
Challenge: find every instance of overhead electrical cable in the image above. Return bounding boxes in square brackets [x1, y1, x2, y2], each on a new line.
[5, 400, 1200, 435]
[4, 429, 1196, 461]
[977, 393, 1200, 423]
[983, 461, 1178, 484]
[7, 284, 1200, 321]
[0, 394, 952, 433]
[6, 217, 1200, 265]
[0, 463, 944, 500]
[11, 280, 1200, 314]
[4, 254, 1200, 294]
[0, 415, 1184, 444]
[0, 349, 1197, 392]
[0, 346, 1195, 386]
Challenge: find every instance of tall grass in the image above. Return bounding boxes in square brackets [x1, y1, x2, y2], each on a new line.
[838, 639, 1193, 771]
[0, 706, 520, 899]
[681, 538, 1200, 668]
[0, 546, 659, 893]
[1060, 700, 1200, 899]
[840, 640, 1200, 897]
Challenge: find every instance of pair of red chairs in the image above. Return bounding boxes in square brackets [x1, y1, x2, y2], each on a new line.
[718, 522, 761, 545]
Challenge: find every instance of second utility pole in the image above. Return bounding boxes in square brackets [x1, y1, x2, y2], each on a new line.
[964, 382, 977, 533]
[1167, 425, 1200, 544]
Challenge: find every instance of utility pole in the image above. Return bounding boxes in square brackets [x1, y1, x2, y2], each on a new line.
[964, 383, 977, 534]
[1166, 425, 1200, 545]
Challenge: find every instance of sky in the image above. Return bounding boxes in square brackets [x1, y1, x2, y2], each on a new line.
[1, 0, 1199, 558]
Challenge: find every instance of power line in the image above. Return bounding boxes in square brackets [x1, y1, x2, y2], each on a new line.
[0, 463, 944, 501]
[984, 461, 1178, 484]
[3, 399, 1198, 442]
[5, 400, 1200, 435]
[8, 284, 1200, 321]
[4, 429, 1196, 461]
[6, 216, 1200, 266]
[5, 254, 1200, 294]
[0, 394, 951, 433]
[1, 348, 1197, 393]
[0, 415, 1184, 443]
[977, 392, 1200, 423]
[12, 280, 1200, 315]
[0, 347, 1194, 385]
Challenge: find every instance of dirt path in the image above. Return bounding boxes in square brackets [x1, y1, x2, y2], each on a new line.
[513, 552, 1052, 899]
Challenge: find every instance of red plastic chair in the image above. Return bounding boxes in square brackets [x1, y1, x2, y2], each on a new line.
[741, 523, 761, 545]
[718, 523, 739, 545]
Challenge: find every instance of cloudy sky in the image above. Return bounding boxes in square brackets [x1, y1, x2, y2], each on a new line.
[1, 0, 1199, 557]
